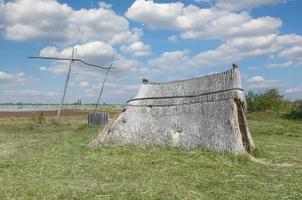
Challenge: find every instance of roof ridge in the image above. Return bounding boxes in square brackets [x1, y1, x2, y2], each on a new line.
[145, 68, 236, 85]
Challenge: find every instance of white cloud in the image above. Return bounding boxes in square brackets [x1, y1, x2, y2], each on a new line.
[284, 87, 302, 94]
[195, 0, 212, 3]
[126, 1, 300, 70]
[15, 90, 59, 97]
[75, 81, 140, 102]
[168, 35, 179, 43]
[148, 32, 302, 72]
[279, 46, 302, 60]
[103, 82, 140, 95]
[120, 41, 151, 57]
[248, 76, 265, 83]
[40, 41, 115, 66]
[126, 0, 184, 29]
[148, 50, 190, 71]
[181, 16, 281, 40]
[39, 41, 145, 83]
[0, 1, 151, 99]
[39, 41, 116, 76]
[69, 6, 129, 43]
[248, 76, 280, 89]
[184, 32, 302, 68]
[189, 34, 281, 67]
[0, 0, 145, 46]
[215, 0, 285, 11]
[98, 2, 112, 10]
[0, 71, 26, 84]
[126, 0, 282, 40]
[78, 80, 90, 88]
[37, 40, 145, 103]
[265, 61, 293, 69]
[276, 34, 302, 46]
[0, 0, 76, 42]
[110, 28, 142, 46]
[40, 65, 67, 75]
[1, 0, 300, 103]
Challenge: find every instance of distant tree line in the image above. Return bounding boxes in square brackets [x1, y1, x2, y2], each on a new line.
[246, 89, 302, 119]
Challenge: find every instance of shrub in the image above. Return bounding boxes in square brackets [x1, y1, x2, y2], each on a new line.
[246, 89, 285, 113]
[287, 100, 302, 119]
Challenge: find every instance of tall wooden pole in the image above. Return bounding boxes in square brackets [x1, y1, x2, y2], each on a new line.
[56, 48, 75, 121]
[93, 54, 114, 113]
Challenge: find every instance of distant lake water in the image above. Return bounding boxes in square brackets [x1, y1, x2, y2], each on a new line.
[0, 105, 121, 112]
[0, 105, 59, 112]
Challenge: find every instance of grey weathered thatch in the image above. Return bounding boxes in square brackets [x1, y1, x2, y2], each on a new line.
[91, 68, 255, 153]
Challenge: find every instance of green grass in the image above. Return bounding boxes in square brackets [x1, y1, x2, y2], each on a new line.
[0, 112, 302, 199]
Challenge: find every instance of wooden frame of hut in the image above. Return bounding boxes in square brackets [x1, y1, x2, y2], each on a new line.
[91, 67, 255, 154]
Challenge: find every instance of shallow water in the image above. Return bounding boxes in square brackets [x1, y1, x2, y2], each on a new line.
[0, 105, 121, 112]
[0, 105, 58, 112]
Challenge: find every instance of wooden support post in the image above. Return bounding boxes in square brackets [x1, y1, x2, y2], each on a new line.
[93, 54, 114, 113]
[56, 48, 75, 121]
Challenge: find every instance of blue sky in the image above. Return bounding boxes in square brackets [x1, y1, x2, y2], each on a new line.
[0, 0, 302, 104]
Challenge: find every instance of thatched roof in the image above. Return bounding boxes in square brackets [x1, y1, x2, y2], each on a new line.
[91, 68, 255, 154]
[128, 68, 246, 107]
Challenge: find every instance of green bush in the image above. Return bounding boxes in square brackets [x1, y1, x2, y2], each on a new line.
[246, 89, 286, 113]
[287, 100, 302, 119]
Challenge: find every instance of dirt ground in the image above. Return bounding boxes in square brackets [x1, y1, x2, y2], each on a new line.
[0, 109, 90, 118]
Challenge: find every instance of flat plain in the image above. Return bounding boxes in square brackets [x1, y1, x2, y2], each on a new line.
[0, 110, 301, 199]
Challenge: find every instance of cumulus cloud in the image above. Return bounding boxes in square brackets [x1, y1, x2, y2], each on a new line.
[120, 41, 151, 56]
[279, 46, 302, 60]
[14, 90, 59, 97]
[39, 41, 115, 75]
[148, 50, 190, 71]
[69, 6, 129, 43]
[143, 31, 302, 75]
[275, 34, 302, 46]
[110, 28, 142, 46]
[0, 0, 145, 46]
[40, 41, 115, 68]
[168, 35, 179, 43]
[39, 41, 144, 82]
[78, 80, 90, 88]
[126, 0, 282, 40]
[0, 0, 76, 42]
[97, 82, 139, 95]
[126, 0, 302, 70]
[37, 40, 146, 103]
[1, 0, 301, 103]
[0, 71, 26, 84]
[145, 32, 302, 72]
[70, 80, 140, 103]
[194, 0, 285, 10]
[189, 34, 282, 67]
[265, 61, 293, 69]
[215, 0, 285, 11]
[284, 87, 302, 94]
[98, 2, 112, 10]
[247, 76, 280, 89]
[186, 32, 302, 68]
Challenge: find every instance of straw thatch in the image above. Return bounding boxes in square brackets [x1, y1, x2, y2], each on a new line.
[91, 68, 255, 153]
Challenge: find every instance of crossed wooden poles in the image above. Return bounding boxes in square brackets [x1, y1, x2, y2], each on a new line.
[28, 48, 114, 121]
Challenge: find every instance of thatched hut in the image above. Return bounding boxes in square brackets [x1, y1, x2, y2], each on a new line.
[91, 67, 255, 154]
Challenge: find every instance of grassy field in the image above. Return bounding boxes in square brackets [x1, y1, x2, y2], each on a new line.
[0, 111, 301, 199]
